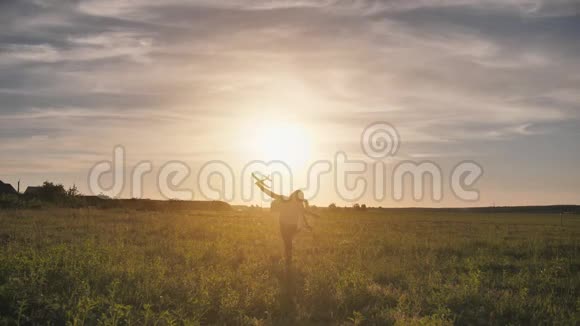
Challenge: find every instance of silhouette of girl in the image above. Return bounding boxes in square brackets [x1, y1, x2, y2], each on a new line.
[254, 179, 316, 268]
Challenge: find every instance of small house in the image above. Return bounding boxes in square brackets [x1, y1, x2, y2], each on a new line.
[24, 186, 42, 196]
[0, 181, 17, 195]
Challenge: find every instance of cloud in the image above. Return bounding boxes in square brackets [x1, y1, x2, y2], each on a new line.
[72, 0, 580, 18]
[0, 33, 153, 66]
[0, 44, 60, 63]
[0, 0, 579, 203]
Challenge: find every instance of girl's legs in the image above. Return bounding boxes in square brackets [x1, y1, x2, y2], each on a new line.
[284, 234, 293, 268]
[280, 224, 297, 269]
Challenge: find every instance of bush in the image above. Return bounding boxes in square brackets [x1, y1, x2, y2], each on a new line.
[0, 194, 20, 209]
[0, 194, 42, 209]
[19, 182, 85, 208]
[35, 181, 67, 202]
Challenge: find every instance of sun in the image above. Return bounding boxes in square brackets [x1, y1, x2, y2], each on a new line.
[246, 121, 312, 166]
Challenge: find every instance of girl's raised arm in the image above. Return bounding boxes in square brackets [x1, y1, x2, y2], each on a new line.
[255, 180, 285, 200]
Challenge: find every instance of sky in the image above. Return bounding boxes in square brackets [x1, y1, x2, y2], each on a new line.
[1, 0, 579, 207]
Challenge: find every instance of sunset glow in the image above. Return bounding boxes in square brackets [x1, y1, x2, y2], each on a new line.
[0, 0, 579, 206]
[243, 120, 313, 167]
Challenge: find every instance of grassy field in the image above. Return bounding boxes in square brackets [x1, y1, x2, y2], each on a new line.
[0, 208, 578, 325]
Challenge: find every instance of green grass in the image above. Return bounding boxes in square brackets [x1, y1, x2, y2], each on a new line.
[0, 208, 578, 325]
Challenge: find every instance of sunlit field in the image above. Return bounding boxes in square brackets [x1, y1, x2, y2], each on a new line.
[0, 208, 578, 325]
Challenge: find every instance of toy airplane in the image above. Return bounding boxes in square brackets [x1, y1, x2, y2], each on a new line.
[252, 172, 271, 187]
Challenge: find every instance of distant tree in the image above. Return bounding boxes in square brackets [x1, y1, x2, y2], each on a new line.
[67, 184, 80, 197]
[353, 203, 361, 210]
[329, 203, 337, 210]
[361, 204, 367, 211]
[37, 181, 67, 202]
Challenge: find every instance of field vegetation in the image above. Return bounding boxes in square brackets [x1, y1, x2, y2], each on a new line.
[0, 208, 578, 325]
